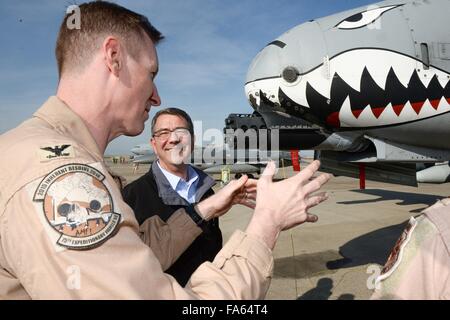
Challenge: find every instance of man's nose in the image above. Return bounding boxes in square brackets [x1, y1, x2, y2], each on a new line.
[150, 84, 161, 106]
[167, 130, 181, 143]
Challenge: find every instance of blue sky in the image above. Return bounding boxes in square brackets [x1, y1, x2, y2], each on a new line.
[0, 0, 375, 155]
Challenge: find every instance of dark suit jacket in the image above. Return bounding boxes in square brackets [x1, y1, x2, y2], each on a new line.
[122, 162, 222, 286]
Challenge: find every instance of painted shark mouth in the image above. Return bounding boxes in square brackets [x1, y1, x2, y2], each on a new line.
[307, 65, 450, 128]
[246, 48, 450, 129]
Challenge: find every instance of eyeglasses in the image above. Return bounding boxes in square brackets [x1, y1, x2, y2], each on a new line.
[152, 127, 191, 140]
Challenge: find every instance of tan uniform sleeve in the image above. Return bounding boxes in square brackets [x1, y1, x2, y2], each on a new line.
[187, 230, 273, 299]
[0, 177, 273, 299]
[138, 210, 202, 271]
[371, 215, 450, 300]
[0, 267, 31, 300]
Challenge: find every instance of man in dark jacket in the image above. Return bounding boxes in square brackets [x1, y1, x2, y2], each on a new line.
[123, 108, 222, 286]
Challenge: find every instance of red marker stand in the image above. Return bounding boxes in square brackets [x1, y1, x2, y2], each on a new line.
[359, 163, 366, 190]
[290, 150, 300, 172]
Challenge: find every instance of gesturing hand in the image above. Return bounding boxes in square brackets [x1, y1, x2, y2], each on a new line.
[246, 160, 331, 249]
[195, 175, 257, 221]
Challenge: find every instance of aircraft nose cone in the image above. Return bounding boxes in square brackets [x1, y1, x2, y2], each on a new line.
[245, 21, 327, 111]
[246, 45, 282, 84]
[245, 44, 284, 111]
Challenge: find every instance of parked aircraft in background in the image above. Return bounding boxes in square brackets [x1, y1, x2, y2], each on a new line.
[130, 143, 301, 178]
[130, 144, 157, 164]
[227, 0, 450, 186]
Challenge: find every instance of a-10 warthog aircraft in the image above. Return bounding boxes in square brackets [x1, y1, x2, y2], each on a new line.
[226, 0, 450, 186]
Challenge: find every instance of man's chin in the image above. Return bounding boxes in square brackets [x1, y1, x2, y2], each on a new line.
[124, 124, 145, 137]
[124, 132, 141, 138]
[168, 156, 189, 165]
[167, 150, 190, 165]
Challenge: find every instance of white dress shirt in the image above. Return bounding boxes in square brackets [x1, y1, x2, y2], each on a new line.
[157, 161, 199, 203]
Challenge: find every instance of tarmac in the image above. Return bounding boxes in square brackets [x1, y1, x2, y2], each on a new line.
[107, 157, 450, 300]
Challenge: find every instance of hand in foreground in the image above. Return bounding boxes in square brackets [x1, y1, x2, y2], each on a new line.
[246, 160, 331, 249]
[195, 175, 257, 221]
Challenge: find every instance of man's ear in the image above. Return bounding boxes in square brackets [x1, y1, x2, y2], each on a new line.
[103, 36, 122, 77]
[150, 138, 158, 156]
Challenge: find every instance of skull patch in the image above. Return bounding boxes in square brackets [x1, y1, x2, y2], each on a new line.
[33, 164, 121, 250]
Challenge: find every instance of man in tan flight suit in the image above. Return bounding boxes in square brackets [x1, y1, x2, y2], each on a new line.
[0, 2, 331, 299]
[372, 198, 450, 299]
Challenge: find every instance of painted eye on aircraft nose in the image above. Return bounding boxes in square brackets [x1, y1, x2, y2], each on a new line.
[335, 5, 401, 30]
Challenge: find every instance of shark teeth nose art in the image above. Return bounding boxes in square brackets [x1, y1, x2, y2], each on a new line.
[307, 66, 450, 128]
[250, 49, 450, 129]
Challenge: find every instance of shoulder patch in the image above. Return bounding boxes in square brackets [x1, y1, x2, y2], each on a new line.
[38, 144, 75, 162]
[32, 163, 121, 250]
[377, 217, 418, 282]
